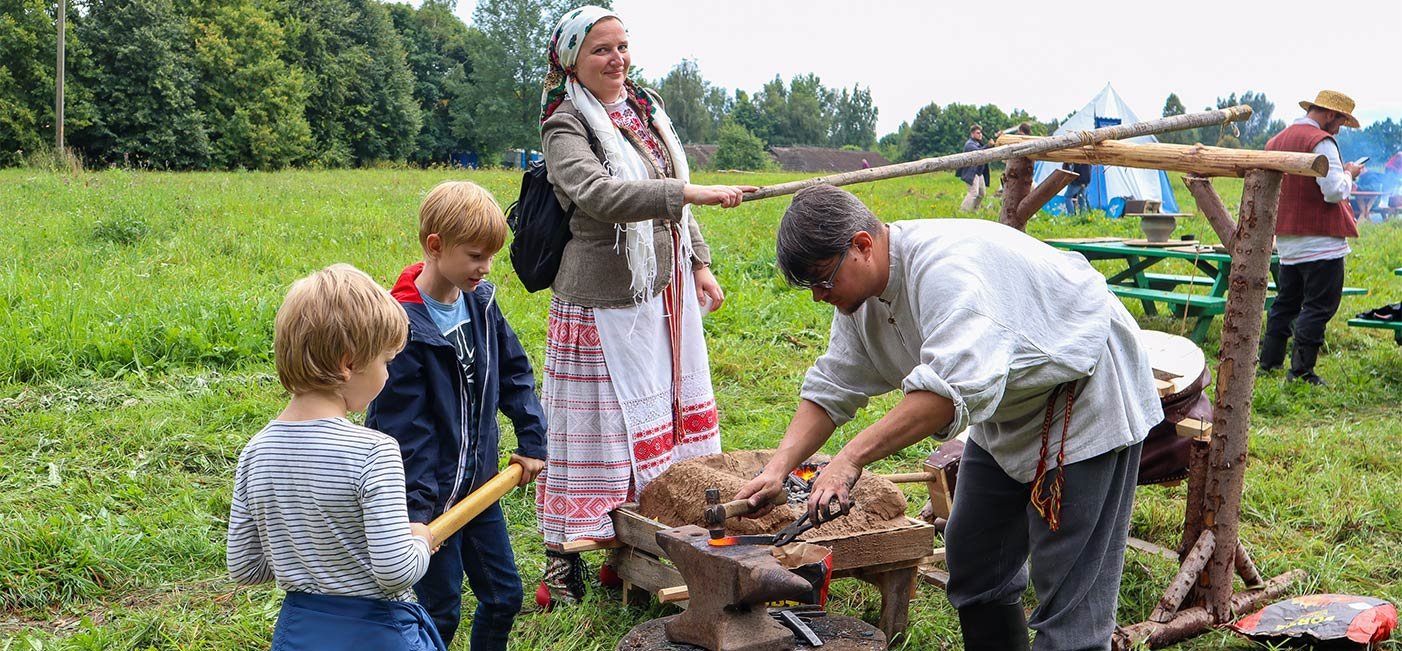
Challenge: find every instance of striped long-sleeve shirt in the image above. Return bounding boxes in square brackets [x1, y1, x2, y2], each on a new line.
[226, 417, 431, 601]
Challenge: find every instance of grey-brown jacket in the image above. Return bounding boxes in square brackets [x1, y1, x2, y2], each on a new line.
[542, 93, 711, 308]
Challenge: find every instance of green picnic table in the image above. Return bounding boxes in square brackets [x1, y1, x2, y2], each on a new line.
[1045, 238, 1368, 343]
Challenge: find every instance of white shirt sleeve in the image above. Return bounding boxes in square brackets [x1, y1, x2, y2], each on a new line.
[800, 314, 895, 427]
[1313, 137, 1354, 204]
[226, 458, 274, 585]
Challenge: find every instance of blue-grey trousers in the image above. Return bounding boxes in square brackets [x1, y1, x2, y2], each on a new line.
[945, 439, 1142, 651]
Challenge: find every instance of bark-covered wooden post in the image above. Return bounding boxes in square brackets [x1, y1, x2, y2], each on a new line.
[1202, 169, 1282, 620]
[998, 157, 1034, 230]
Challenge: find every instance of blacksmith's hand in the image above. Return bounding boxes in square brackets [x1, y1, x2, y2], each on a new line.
[807, 458, 859, 522]
[735, 468, 785, 518]
[509, 453, 546, 487]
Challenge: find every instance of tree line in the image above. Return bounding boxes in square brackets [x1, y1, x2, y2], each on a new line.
[5, 0, 1396, 171]
[0, 0, 883, 170]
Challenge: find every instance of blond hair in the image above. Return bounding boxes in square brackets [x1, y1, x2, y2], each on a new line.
[274, 264, 407, 395]
[419, 181, 508, 251]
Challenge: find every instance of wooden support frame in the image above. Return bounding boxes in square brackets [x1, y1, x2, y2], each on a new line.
[1112, 168, 1302, 649]
[993, 135, 1325, 178]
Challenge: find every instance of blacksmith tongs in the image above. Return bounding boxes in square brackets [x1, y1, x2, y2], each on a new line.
[771, 498, 852, 546]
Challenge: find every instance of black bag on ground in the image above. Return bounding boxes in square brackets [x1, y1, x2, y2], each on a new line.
[506, 160, 574, 293]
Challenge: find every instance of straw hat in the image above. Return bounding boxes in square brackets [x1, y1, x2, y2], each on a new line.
[1299, 90, 1360, 128]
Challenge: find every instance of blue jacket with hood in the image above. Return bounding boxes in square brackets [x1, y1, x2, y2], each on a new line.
[367, 263, 547, 524]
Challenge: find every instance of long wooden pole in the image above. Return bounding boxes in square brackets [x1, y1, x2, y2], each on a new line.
[994, 135, 1326, 178]
[742, 105, 1254, 202]
[55, 0, 65, 152]
[427, 464, 523, 544]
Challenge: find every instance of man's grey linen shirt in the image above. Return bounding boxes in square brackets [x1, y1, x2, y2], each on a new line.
[800, 220, 1163, 483]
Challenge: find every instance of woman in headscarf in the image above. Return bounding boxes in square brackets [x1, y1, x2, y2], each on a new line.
[533, 5, 754, 607]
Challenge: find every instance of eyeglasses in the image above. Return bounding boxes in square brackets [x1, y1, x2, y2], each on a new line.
[801, 245, 850, 290]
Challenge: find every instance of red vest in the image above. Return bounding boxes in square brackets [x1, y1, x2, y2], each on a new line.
[1264, 124, 1358, 238]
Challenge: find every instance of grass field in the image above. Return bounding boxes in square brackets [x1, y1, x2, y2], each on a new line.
[1, 167, 1399, 650]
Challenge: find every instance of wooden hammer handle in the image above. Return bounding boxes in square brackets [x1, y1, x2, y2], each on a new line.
[428, 464, 523, 544]
[878, 471, 939, 484]
[712, 490, 788, 520]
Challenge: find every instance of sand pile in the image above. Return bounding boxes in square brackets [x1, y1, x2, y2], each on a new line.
[638, 450, 909, 539]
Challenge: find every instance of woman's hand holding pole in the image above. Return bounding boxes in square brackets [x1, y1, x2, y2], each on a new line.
[684, 184, 757, 208]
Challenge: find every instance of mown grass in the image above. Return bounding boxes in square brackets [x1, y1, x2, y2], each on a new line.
[1, 167, 1398, 650]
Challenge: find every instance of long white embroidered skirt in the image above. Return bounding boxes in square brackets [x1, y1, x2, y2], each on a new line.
[535, 271, 720, 545]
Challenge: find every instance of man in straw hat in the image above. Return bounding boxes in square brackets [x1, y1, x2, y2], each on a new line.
[1259, 90, 1365, 386]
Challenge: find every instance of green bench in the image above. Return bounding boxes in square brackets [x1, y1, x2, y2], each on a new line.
[1346, 267, 1401, 344]
[1108, 285, 1228, 313]
[1347, 318, 1402, 345]
[1141, 273, 1368, 297]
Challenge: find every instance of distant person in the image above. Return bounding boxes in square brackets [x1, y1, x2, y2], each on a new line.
[1018, 122, 1033, 135]
[861, 158, 871, 169]
[366, 181, 548, 649]
[227, 264, 443, 651]
[1259, 90, 1364, 385]
[957, 124, 990, 212]
[535, 4, 755, 607]
[1062, 161, 1093, 214]
[736, 185, 1161, 651]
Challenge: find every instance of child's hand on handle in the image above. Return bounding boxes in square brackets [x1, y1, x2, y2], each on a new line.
[410, 522, 436, 553]
[509, 454, 545, 487]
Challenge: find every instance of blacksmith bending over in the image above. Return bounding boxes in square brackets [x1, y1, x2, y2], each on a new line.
[736, 185, 1164, 650]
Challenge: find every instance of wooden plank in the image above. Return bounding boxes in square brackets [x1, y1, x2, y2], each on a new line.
[1155, 379, 1175, 397]
[1127, 536, 1184, 562]
[1174, 418, 1212, 441]
[814, 518, 936, 573]
[560, 538, 619, 553]
[615, 547, 683, 596]
[612, 505, 668, 558]
[744, 105, 1256, 202]
[996, 134, 1326, 178]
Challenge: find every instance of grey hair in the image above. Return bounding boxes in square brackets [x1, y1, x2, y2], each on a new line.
[776, 185, 883, 287]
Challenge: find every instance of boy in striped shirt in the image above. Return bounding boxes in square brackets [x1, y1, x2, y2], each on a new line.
[227, 264, 444, 651]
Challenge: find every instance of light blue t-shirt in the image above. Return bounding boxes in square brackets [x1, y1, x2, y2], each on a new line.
[420, 289, 475, 391]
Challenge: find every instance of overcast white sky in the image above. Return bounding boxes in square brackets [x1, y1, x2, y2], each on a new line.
[438, 0, 1401, 135]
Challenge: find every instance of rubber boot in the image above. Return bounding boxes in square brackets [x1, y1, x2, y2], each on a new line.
[957, 602, 1031, 651]
[1287, 344, 1326, 385]
[1258, 335, 1288, 372]
[536, 550, 587, 609]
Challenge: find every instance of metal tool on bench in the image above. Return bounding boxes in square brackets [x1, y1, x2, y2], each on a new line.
[772, 606, 826, 646]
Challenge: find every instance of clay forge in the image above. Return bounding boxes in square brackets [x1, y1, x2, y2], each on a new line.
[657, 525, 825, 651]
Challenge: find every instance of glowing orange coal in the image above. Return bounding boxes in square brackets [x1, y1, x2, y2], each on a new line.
[792, 465, 820, 482]
[708, 536, 739, 547]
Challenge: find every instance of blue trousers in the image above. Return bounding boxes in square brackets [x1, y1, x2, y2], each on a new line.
[415, 501, 522, 650]
[945, 440, 1141, 651]
[272, 591, 446, 651]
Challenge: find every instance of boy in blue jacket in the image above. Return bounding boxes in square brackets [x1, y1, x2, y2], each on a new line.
[367, 181, 547, 650]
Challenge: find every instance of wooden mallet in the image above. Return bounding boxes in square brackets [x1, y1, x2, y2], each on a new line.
[427, 464, 524, 544]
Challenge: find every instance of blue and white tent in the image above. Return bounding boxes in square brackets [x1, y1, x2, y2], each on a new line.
[1033, 84, 1179, 214]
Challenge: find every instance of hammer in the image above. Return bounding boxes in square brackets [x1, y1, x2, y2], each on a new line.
[703, 487, 787, 540]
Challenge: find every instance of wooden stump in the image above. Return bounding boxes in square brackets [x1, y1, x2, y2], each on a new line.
[618, 614, 887, 651]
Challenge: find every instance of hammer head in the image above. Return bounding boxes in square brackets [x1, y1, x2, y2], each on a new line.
[704, 488, 725, 540]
